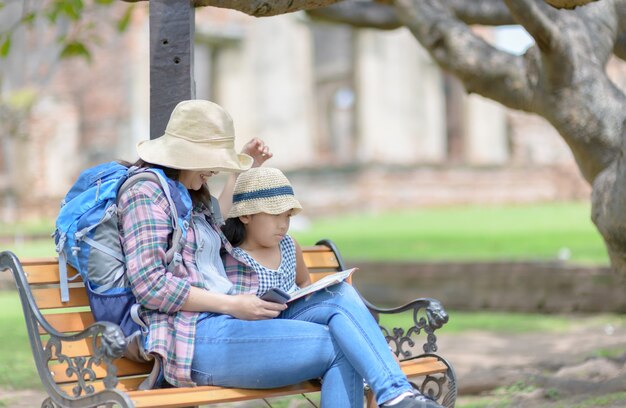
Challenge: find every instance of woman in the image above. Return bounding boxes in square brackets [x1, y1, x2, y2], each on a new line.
[118, 99, 442, 408]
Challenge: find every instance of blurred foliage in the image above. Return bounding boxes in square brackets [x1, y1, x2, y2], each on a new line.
[0, 0, 136, 61]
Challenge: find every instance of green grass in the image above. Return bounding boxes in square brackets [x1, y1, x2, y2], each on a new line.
[567, 391, 626, 408]
[378, 310, 626, 334]
[588, 346, 626, 359]
[292, 201, 609, 264]
[0, 218, 54, 236]
[1, 239, 56, 258]
[458, 390, 626, 408]
[0, 218, 56, 258]
[0, 292, 41, 390]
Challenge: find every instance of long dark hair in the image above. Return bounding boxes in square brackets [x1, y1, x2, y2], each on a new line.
[119, 159, 211, 206]
[222, 217, 247, 247]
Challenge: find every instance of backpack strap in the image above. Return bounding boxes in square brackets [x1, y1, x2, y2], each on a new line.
[56, 233, 83, 302]
[56, 234, 71, 303]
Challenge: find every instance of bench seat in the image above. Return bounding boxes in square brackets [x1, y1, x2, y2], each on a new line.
[1, 239, 457, 407]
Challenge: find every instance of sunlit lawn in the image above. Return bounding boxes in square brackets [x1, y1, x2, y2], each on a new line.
[292, 201, 609, 265]
[378, 309, 626, 334]
[0, 292, 43, 390]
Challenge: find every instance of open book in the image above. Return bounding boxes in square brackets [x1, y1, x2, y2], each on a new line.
[288, 268, 357, 302]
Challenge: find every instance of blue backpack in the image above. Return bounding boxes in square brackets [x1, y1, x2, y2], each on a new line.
[54, 161, 192, 366]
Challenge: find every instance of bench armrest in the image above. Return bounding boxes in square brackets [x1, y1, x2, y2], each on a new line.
[1, 251, 132, 407]
[361, 296, 450, 359]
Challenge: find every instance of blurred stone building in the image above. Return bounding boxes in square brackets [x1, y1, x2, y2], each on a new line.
[0, 2, 597, 220]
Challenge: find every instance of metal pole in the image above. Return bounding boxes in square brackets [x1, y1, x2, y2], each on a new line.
[149, 0, 196, 139]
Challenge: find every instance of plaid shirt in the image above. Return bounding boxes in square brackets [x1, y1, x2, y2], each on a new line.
[118, 180, 256, 387]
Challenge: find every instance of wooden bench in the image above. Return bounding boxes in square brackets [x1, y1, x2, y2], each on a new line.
[0, 239, 457, 407]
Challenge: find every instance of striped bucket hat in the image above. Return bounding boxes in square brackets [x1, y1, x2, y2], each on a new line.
[227, 167, 302, 219]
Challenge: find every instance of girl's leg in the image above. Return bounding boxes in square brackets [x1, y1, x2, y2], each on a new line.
[191, 314, 363, 407]
[281, 282, 415, 405]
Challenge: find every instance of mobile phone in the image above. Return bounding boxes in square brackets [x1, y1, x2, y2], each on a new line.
[260, 288, 291, 304]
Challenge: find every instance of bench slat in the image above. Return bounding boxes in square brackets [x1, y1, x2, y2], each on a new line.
[57, 378, 319, 407]
[129, 382, 322, 408]
[54, 356, 446, 397]
[21, 250, 339, 282]
[401, 357, 448, 377]
[301, 245, 336, 253]
[43, 337, 94, 361]
[59, 376, 146, 395]
[39, 312, 95, 335]
[51, 358, 153, 384]
[21, 257, 59, 266]
[309, 270, 353, 285]
[33, 287, 90, 309]
[23, 263, 78, 284]
[301, 250, 339, 270]
[124, 358, 445, 408]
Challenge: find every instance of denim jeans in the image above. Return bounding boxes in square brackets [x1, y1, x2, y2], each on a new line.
[191, 282, 413, 407]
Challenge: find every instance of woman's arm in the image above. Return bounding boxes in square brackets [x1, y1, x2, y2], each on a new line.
[182, 286, 286, 320]
[218, 138, 272, 216]
[294, 239, 312, 288]
[119, 182, 192, 314]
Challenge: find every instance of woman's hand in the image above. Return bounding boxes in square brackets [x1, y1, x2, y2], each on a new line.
[242, 138, 273, 168]
[225, 294, 287, 320]
[182, 287, 286, 319]
[218, 138, 272, 216]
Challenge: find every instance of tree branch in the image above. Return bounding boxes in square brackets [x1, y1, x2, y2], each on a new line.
[615, 3, 626, 60]
[503, 0, 561, 53]
[394, 0, 535, 112]
[307, 1, 402, 30]
[396, 0, 625, 182]
[446, 0, 516, 26]
[306, 0, 516, 29]
[503, 0, 577, 91]
[121, 0, 344, 17]
[615, 31, 626, 60]
[504, 0, 617, 90]
[544, 0, 600, 9]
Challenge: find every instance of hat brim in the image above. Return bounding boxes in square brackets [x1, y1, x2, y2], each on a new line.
[137, 136, 253, 173]
[228, 197, 302, 219]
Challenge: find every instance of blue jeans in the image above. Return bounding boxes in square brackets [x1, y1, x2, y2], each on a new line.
[191, 283, 413, 406]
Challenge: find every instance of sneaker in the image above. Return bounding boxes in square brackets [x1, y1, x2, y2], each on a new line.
[381, 393, 444, 408]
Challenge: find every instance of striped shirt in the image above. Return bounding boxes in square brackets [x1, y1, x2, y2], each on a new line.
[118, 179, 256, 387]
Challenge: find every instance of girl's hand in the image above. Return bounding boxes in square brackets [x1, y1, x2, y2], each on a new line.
[242, 138, 273, 168]
[226, 294, 286, 320]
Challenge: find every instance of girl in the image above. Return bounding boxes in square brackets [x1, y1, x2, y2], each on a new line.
[221, 167, 442, 408]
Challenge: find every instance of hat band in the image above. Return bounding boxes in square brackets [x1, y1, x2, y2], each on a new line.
[233, 186, 295, 203]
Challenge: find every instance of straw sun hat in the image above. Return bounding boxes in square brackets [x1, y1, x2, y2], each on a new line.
[228, 167, 302, 219]
[136, 100, 253, 172]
